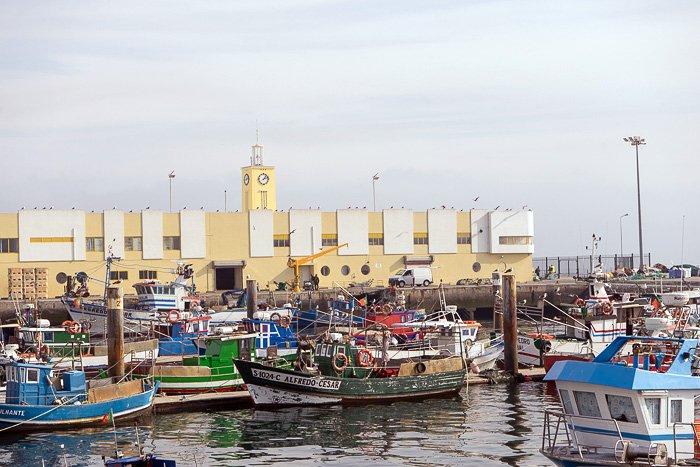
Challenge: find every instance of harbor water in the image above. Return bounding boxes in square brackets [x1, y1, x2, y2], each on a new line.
[0, 381, 558, 466]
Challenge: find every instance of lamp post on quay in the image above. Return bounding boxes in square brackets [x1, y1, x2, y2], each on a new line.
[169, 171, 175, 213]
[619, 213, 628, 259]
[372, 173, 379, 211]
[623, 136, 646, 272]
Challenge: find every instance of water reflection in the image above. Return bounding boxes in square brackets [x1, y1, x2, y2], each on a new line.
[0, 383, 558, 466]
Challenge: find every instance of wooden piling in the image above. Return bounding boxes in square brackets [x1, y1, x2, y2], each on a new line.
[492, 272, 503, 333]
[106, 285, 125, 379]
[502, 274, 518, 376]
[246, 279, 257, 320]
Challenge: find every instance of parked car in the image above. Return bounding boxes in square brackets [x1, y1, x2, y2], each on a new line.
[388, 268, 433, 287]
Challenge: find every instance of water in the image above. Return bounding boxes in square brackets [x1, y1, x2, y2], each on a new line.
[0, 382, 559, 467]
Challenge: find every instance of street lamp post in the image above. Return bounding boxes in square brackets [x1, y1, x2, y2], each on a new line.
[623, 136, 646, 272]
[619, 213, 628, 259]
[372, 173, 379, 211]
[169, 171, 175, 213]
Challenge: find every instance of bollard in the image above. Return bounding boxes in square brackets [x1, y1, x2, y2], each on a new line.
[247, 279, 257, 320]
[106, 285, 125, 379]
[502, 274, 518, 377]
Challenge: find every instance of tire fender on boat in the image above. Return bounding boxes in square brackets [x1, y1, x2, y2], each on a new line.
[415, 362, 427, 374]
[332, 353, 348, 372]
[279, 315, 291, 329]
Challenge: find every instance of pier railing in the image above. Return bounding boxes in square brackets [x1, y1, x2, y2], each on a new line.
[534, 254, 652, 278]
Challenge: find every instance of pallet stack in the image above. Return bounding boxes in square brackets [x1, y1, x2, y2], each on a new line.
[7, 267, 49, 299]
[8, 267, 22, 298]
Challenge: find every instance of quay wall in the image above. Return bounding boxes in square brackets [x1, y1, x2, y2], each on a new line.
[0, 281, 586, 324]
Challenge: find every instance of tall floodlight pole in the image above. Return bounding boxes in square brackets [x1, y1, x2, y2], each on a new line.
[372, 173, 379, 211]
[169, 171, 175, 213]
[619, 213, 628, 258]
[623, 136, 646, 272]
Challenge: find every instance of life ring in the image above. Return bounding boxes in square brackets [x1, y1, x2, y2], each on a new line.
[157, 311, 168, 323]
[357, 348, 373, 367]
[279, 315, 291, 329]
[332, 353, 348, 372]
[190, 300, 200, 308]
[80, 321, 92, 332]
[529, 333, 554, 339]
[575, 298, 585, 307]
[67, 321, 81, 334]
[382, 304, 393, 316]
[601, 302, 613, 315]
[270, 312, 281, 324]
[415, 362, 427, 374]
[62, 320, 73, 332]
[168, 310, 180, 323]
[373, 305, 382, 315]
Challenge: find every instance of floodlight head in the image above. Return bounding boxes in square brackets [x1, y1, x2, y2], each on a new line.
[623, 137, 629, 142]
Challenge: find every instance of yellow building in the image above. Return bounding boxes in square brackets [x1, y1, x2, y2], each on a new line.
[0, 143, 534, 298]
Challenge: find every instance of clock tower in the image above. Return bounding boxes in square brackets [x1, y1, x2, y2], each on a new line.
[241, 133, 276, 212]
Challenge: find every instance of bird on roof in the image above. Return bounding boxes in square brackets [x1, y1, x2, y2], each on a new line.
[504, 268, 513, 273]
[522, 205, 528, 210]
[473, 196, 479, 202]
[494, 205, 500, 210]
[441, 205, 446, 209]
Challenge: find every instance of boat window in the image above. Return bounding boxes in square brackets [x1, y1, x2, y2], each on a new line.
[43, 331, 54, 342]
[27, 369, 39, 383]
[335, 346, 346, 355]
[7, 366, 15, 382]
[326, 345, 332, 357]
[605, 395, 638, 423]
[315, 344, 322, 355]
[573, 390, 601, 417]
[670, 400, 682, 424]
[644, 398, 661, 425]
[401, 315, 406, 323]
[20, 367, 26, 384]
[559, 390, 574, 414]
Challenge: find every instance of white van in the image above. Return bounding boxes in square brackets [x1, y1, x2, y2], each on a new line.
[388, 268, 433, 287]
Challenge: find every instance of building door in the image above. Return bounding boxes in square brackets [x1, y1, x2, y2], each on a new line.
[212, 262, 245, 290]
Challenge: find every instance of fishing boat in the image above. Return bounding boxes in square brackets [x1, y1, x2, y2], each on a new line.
[517, 279, 649, 369]
[0, 361, 158, 432]
[541, 335, 700, 466]
[234, 339, 466, 407]
[132, 331, 259, 395]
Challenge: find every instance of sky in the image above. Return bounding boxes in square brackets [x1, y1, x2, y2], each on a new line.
[1, 1, 699, 265]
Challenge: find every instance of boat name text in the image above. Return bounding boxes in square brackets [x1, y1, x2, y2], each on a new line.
[252, 369, 341, 390]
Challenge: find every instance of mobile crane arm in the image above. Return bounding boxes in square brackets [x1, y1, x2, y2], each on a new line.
[287, 243, 349, 291]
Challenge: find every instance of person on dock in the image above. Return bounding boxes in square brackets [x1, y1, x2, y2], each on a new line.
[535, 266, 540, 278]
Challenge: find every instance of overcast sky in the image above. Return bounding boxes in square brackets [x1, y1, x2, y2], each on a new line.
[1, 1, 698, 265]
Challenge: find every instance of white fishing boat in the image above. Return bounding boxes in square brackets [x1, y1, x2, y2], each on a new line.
[541, 334, 700, 466]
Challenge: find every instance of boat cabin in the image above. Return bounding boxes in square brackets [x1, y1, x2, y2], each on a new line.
[4, 362, 86, 406]
[543, 336, 700, 462]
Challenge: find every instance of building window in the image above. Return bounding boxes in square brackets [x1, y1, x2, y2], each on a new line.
[361, 264, 370, 275]
[163, 236, 181, 250]
[413, 233, 428, 245]
[261, 191, 268, 209]
[86, 237, 104, 252]
[322, 234, 338, 247]
[341, 265, 350, 276]
[498, 236, 533, 245]
[110, 271, 129, 281]
[0, 238, 19, 253]
[125, 237, 142, 251]
[457, 233, 471, 244]
[321, 266, 330, 276]
[139, 270, 158, 280]
[273, 234, 290, 248]
[368, 233, 384, 246]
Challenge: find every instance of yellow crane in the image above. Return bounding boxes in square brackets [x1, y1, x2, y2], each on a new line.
[287, 243, 349, 292]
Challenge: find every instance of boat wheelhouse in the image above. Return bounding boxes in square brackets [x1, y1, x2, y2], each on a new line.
[541, 335, 700, 466]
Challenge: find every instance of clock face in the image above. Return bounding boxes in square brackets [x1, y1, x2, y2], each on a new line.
[243, 174, 249, 185]
[258, 173, 269, 185]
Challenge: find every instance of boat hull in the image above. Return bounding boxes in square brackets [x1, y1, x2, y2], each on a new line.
[0, 382, 158, 432]
[235, 359, 465, 407]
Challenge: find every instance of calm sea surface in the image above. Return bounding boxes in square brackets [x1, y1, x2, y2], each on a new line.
[0, 381, 559, 467]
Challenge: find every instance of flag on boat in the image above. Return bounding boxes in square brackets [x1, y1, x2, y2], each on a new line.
[102, 409, 113, 423]
[73, 298, 82, 308]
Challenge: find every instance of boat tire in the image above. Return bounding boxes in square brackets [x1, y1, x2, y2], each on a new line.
[415, 362, 427, 374]
[279, 315, 291, 329]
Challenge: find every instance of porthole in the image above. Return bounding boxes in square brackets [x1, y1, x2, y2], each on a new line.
[361, 264, 370, 275]
[472, 262, 481, 273]
[341, 265, 350, 276]
[321, 266, 330, 276]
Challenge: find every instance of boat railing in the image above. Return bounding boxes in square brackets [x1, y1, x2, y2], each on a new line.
[541, 409, 623, 460]
[671, 422, 700, 460]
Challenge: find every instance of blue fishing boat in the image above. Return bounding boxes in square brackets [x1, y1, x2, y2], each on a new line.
[0, 361, 158, 432]
[541, 335, 700, 466]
